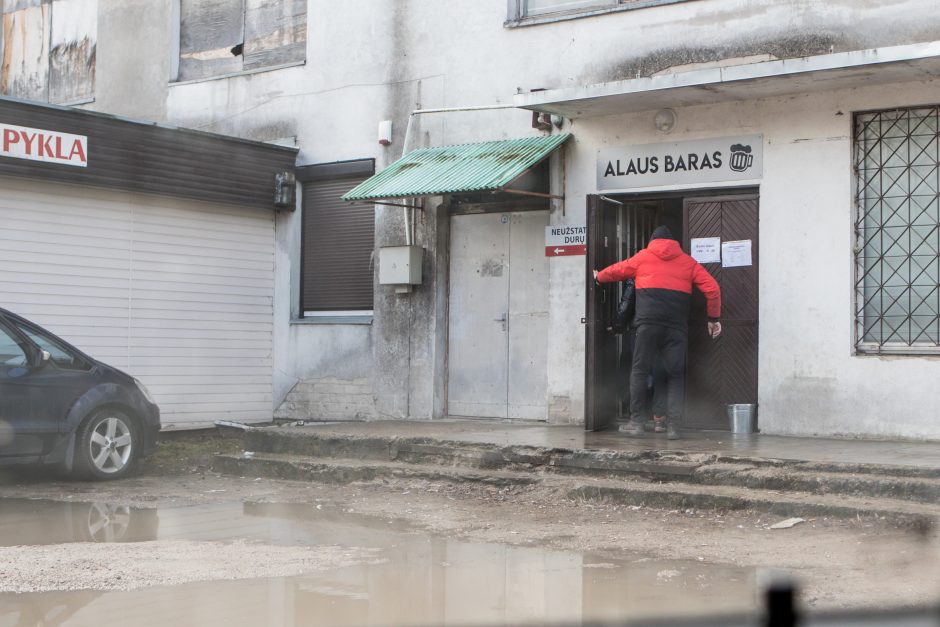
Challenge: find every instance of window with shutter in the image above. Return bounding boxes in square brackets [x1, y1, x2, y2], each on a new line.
[300, 161, 375, 314]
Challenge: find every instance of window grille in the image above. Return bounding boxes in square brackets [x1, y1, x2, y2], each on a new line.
[855, 107, 940, 353]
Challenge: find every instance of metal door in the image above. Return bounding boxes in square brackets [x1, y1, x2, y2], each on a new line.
[584, 196, 620, 431]
[448, 211, 550, 419]
[683, 195, 759, 430]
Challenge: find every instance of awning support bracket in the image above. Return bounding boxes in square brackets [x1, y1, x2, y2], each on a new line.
[350, 200, 424, 210]
[501, 188, 565, 201]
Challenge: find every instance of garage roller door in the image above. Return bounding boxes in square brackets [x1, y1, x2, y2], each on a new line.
[0, 176, 274, 429]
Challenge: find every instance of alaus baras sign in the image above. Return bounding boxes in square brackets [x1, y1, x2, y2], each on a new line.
[597, 135, 761, 191]
[1, 123, 88, 167]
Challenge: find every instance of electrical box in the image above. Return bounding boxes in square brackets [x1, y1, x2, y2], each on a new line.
[379, 246, 423, 286]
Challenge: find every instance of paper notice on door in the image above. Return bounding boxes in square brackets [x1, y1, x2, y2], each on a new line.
[690, 237, 721, 264]
[722, 240, 752, 268]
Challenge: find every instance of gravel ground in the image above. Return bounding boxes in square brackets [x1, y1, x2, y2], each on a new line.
[0, 540, 381, 593]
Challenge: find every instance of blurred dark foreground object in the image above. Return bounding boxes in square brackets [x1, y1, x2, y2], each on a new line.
[502, 582, 938, 626]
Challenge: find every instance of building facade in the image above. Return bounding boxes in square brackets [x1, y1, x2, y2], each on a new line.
[4, 0, 940, 438]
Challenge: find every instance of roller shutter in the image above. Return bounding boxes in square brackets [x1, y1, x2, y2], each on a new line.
[0, 175, 274, 429]
[301, 175, 374, 312]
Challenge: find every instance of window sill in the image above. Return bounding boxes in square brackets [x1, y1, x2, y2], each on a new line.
[170, 60, 306, 87]
[505, 0, 690, 28]
[55, 96, 96, 107]
[292, 315, 373, 326]
[856, 345, 940, 357]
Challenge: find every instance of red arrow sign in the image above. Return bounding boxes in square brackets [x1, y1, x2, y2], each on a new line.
[545, 244, 586, 257]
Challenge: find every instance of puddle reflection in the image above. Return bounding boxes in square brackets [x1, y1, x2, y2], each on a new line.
[0, 500, 756, 626]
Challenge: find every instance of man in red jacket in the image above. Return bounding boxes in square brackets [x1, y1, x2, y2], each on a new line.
[594, 226, 721, 440]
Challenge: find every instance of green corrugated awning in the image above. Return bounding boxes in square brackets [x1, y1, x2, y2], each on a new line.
[342, 133, 571, 202]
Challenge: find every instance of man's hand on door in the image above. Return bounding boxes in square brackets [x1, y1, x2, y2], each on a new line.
[708, 321, 722, 339]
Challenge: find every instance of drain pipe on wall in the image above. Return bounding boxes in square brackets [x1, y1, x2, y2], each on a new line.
[400, 103, 519, 156]
[398, 103, 519, 250]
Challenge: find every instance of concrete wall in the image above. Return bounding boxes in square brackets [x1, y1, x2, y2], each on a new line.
[78, 0, 940, 437]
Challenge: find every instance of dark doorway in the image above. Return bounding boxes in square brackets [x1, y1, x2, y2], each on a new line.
[584, 190, 759, 432]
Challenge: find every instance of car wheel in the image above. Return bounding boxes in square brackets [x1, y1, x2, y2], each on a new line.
[75, 409, 139, 480]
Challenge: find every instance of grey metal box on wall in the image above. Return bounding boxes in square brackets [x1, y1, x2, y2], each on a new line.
[379, 246, 423, 285]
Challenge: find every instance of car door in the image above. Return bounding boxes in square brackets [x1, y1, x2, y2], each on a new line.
[0, 321, 42, 457]
[8, 319, 98, 441]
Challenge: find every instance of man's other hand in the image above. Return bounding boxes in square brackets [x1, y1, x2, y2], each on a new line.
[708, 321, 722, 339]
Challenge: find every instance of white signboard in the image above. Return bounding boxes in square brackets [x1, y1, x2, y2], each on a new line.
[721, 240, 752, 268]
[1, 123, 88, 167]
[691, 237, 721, 264]
[597, 135, 761, 191]
[545, 225, 586, 257]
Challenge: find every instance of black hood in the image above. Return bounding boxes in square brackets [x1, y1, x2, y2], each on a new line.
[650, 225, 674, 241]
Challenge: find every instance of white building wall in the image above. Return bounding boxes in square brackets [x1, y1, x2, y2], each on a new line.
[82, 0, 940, 437]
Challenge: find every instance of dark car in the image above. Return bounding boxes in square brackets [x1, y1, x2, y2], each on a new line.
[0, 307, 160, 479]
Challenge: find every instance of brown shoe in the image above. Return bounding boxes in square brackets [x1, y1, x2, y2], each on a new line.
[653, 415, 666, 433]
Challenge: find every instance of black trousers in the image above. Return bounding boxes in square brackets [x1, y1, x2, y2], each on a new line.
[622, 328, 667, 417]
[630, 324, 687, 423]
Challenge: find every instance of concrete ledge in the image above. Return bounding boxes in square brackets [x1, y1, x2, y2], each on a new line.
[243, 428, 940, 505]
[212, 452, 939, 528]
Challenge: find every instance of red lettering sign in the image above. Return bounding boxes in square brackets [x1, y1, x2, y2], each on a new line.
[0, 123, 87, 167]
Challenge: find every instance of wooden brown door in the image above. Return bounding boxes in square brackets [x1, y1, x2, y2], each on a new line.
[683, 195, 759, 430]
[584, 195, 621, 431]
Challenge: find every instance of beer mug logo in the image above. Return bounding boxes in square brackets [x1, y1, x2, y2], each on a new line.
[729, 144, 754, 173]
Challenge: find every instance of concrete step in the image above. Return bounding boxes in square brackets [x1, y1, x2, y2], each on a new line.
[693, 463, 940, 505]
[244, 428, 940, 504]
[212, 452, 940, 528]
[245, 429, 715, 478]
[213, 452, 541, 488]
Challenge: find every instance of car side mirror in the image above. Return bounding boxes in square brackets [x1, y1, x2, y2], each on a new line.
[39, 349, 51, 365]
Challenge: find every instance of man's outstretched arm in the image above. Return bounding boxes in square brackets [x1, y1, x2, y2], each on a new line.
[595, 253, 642, 284]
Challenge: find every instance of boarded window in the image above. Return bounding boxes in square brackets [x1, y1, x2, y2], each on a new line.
[301, 171, 375, 312]
[0, 0, 95, 104]
[178, 0, 306, 82]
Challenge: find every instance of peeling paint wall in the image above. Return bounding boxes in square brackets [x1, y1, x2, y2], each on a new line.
[0, 0, 95, 104]
[1, 2, 50, 100]
[48, 0, 95, 103]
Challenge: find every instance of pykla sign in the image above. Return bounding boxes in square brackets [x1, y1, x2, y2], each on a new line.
[1, 123, 88, 168]
[545, 225, 586, 257]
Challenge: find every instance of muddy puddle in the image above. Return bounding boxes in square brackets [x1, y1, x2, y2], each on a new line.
[0, 498, 757, 626]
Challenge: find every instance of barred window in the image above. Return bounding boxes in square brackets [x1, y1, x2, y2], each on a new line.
[855, 107, 940, 353]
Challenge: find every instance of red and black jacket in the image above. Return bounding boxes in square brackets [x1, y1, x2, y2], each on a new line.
[597, 238, 721, 331]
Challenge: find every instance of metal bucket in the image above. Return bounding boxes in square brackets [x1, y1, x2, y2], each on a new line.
[727, 403, 758, 434]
